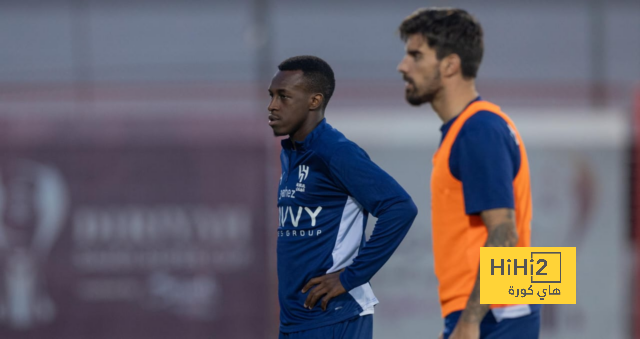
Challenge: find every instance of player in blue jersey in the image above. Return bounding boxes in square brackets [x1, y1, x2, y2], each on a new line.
[267, 55, 418, 339]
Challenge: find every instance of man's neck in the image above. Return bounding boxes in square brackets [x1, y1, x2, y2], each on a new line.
[430, 81, 479, 124]
[290, 112, 324, 147]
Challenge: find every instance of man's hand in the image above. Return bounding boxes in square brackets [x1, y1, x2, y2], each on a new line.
[301, 270, 347, 311]
[449, 320, 480, 339]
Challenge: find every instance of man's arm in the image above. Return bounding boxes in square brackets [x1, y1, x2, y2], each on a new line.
[447, 113, 522, 338]
[451, 208, 518, 338]
[302, 143, 418, 311]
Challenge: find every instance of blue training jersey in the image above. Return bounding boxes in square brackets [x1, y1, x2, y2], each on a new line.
[439, 96, 541, 318]
[440, 96, 521, 215]
[277, 119, 418, 333]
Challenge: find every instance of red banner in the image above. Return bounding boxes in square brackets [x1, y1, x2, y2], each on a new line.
[0, 114, 272, 339]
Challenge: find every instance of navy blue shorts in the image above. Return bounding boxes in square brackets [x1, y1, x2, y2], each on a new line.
[279, 315, 373, 339]
[443, 308, 540, 339]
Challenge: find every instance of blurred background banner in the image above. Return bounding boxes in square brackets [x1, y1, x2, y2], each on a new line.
[0, 0, 639, 338]
[0, 115, 273, 338]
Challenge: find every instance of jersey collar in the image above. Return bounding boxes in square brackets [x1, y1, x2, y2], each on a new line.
[281, 118, 329, 151]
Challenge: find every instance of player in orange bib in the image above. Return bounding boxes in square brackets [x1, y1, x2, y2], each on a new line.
[397, 8, 540, 339]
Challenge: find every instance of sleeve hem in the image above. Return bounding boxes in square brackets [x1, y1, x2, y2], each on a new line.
[339, 271, 356, 292]
[466, 204, 515, 216]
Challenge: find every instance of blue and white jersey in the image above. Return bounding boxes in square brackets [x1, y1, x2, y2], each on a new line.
[277, 119, 418, 333]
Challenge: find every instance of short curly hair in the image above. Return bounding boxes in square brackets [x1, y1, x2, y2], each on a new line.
[399, 8, 484, 79]
[278, 55, 336, 109]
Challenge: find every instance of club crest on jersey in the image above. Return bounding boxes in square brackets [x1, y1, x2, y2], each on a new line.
[297, 165, 309, 192]
[298, 165, 309, 182]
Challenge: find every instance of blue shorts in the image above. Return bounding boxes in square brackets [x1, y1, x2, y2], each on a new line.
[279, 315, 373, 339]
[443, 308, 540, 339]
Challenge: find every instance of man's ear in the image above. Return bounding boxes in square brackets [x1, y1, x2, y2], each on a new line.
[441, 53, 461, 78]
[309, 93, 324, 111]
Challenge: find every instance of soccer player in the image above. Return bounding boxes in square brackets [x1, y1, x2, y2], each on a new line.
[396, 8, 540, 339]
[268, 55, 418, 339]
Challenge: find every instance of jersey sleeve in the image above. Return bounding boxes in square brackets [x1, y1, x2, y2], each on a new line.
[450, 111, 521, 215]
[327, 142, 418, 291]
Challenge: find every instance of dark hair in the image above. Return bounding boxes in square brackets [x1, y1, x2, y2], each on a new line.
[278, 55, 336, 109]
[399, 8, 483, 79]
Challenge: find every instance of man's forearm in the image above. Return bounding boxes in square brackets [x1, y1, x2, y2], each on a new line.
[460, 210, 519, 323]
